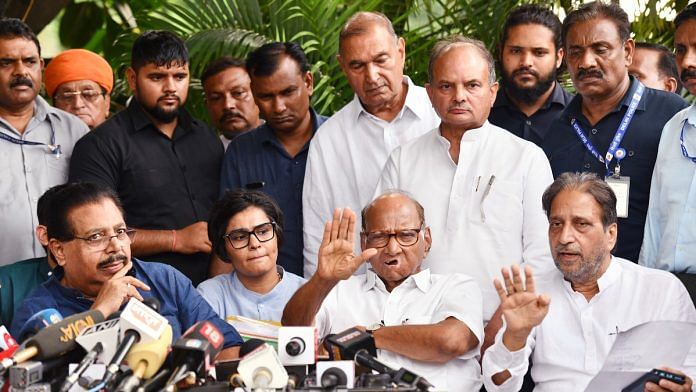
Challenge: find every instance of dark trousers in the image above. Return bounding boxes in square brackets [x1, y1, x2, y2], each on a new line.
[676, 272, 696, 307]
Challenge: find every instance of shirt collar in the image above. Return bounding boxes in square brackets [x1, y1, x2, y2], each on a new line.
[563, 75, 646, 120]
[231, 265, 286, 299]
[127, 98, 194, 135]
[362, 267, 432, 293]
[494, 81, 568, 110]
[352, 76, 425, 121]
[435, 121, 487, 149]
[686, 104, 696, 127]
[260, 107, 321, 146]
[561, 256, 620, 295]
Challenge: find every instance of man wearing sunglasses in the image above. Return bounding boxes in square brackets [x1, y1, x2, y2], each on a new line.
[283, 191, 484, 391]
[44, 49, 113, 129]
[10, 182, 243, 359]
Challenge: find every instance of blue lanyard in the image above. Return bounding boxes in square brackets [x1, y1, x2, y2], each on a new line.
[571, 82, 645, 176]
[0, 120, 61, 158]
[680, 120, 696, 163]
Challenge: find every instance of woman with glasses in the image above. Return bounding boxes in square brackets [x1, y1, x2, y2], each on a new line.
[197, 189, 306, 322]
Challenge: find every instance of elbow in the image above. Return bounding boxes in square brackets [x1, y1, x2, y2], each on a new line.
[436, 332, 478, 362]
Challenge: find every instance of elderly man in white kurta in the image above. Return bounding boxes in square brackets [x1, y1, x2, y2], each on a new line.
[375, 36, 555, 349]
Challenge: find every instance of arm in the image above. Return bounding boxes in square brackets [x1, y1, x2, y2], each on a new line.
[130, 222, 212, 257]
[521, 147, 555, 274]
[372, 317, 478, 363]
[638, 140, 664, 267]
[283, 208, 378, 326]
[68, 132, 119, 188]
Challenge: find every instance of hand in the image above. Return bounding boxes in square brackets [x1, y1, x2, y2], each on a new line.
[644, 367, 693, 392]
[91, 261, 151, 318]
[316, 208, 378, 282]
[174, 221, 212, 254]
[494, 264, 550, 351]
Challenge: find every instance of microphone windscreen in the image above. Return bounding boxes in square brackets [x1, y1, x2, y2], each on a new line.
[141, 297, 161, 313]
[26, 310, 104, 359]
[17, 309, 63, 342]
[125, 324, 172, 379]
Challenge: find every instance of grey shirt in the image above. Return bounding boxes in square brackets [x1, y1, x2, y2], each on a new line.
[0, 96, 89, 265]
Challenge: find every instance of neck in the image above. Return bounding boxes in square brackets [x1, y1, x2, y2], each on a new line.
[569, 254, 611, 302]
[60, 275, 99, 299]
[274, 110, 313, 158]
[506, 81, 556, 117]
[0, 102, 35, 134]
[236, 268, 280, 295]
[581, 75, 631, 125]
[439, 121, 482, 164]
[363, 80, 408, 122]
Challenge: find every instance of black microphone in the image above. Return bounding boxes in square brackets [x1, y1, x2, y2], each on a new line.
[354, 349, 395, 375]
[163, 321, 225, 391]
[321, 366, 348, 387]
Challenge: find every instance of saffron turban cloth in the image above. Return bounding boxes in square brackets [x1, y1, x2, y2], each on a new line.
[44, 49, 114, 97]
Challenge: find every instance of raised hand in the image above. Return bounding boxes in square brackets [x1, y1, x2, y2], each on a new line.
[317, 208, 378, 281]
[494, 264, 550, 351]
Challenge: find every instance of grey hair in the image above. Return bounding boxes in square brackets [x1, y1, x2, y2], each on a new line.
[428, 35, 496, 85]
[361, 189, 426, 232]
[339, 11, 398, 54]
[542, 172, 618, 229]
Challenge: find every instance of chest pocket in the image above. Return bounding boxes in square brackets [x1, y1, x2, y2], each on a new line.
[469, 178, 523, 232]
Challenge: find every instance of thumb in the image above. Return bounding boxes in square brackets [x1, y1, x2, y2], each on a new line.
[359, 248, 378, 262]
[537, 294, 551, 308]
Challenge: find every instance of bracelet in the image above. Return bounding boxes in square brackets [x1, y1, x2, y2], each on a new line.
[171, 229, 177, 252]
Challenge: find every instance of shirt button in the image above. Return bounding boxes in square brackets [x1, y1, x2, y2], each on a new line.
[591, 128, 598, 135]
[628, 150, 635, 157]
[525, 120, 532, 126]
[584, 163, 591, 169]
[25, 166, 31, 173]
[294, 161, 299, 165]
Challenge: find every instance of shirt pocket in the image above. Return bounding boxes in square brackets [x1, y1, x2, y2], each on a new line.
[469, 178, 523, 232]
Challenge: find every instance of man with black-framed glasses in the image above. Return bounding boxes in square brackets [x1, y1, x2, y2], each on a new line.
[44, 49, 113, 129]
[283, 190, 484, 391]
[10, 182, 244, 360]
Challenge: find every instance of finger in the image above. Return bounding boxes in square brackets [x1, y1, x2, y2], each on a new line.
[330, 209, 341, 241]
[511, 264, 524, 293]
[123, 277, 151, 291]
[524, 265, 536, 294]
[346, 209, 356, 244]
[502, 266, 515, 294]
[537, 294, 551, 308]
[359, 248, 378, 263]
[493, 279, 507, 302]
[644, 381, 667, 392]
[338, 208, 352, 240]
[658, 375, 691, 392]
[129, 286, 145, 302]
[321, 221, 332, 247]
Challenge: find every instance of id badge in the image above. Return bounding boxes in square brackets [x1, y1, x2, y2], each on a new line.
[605, 176, 630, 218]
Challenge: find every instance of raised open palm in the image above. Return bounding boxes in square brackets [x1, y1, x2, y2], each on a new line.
[494, 264, 550, 335]
[317, 208, 378, 281]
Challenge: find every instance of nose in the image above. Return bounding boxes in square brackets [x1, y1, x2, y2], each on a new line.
[577, 50, 598, 71]
[519, 51, 533, 68]
[364, 63, 380, 85]
[681, 48, 696, 72]
[556, 223, 576, 245]
[385, 234, 402, 255]
[272, 97, 286, 114]
[224, 93, 237, 110]
[163, 76, 176, 93]
[454, 85, 467, 103]
[248, 233, 262, 249]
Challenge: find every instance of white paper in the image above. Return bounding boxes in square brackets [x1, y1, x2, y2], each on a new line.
[585, 321, 696, 391]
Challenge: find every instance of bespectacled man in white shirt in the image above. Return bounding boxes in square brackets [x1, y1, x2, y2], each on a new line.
[284, 191, 484, 391]
[375, 35, 555, 352]
[483, 172, 696, 392]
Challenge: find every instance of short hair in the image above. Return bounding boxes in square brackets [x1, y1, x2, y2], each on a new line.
[361, 190, 426, 232]
[675, 2, 696, 29]
[131, 30, 188, 71]
[339, 11, 398, 53]
[200, 56, 246, 86]
[542, 172, 617, 229]
[37, 184, 71, 225]
[635, 42, 681, 86]
[501, 4, 562, 51]
[562, 1, 631, 48]
[428, 35, 496, 84]
[246, 42, 310, 78]
[0, 18, 40, 56]
[45, 183, 124, 242]
[209, 189, 285, 262]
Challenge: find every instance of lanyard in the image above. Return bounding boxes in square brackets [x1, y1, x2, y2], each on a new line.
[680, 120, 696, 163]
[0, 120, 61, 158]
[571, 82, 645, 176]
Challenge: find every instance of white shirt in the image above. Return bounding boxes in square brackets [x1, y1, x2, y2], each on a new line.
[376, 122, 555, 322]
[640, 105, 696, 273]
[315, 268, 483, 392]
[302, 77, 440, 277]
[0, 97, 89, 265]
[482, 257, 696, 392]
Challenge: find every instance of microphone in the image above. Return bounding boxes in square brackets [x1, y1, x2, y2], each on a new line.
[278, 326, 316, 366]
[316, 361, 355, 388]
[100, 298, 167, 388]
[326, 327, 377, 360]
[16, 308, 63, 342]
[354, 349, 394, 375]
[0, 325, 19, 351]
[0, 309, 103, 375]
[59, 342, 103, 392]
[162, 321, 225, 391]
[237, 340, 289, 389]
[117, 324, 173, 392]
[354, 349, 433, 391]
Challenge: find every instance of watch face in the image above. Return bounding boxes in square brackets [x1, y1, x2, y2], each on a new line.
[367, 322, 383, 332]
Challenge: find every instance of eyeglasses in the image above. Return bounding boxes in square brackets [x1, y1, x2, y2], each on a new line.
[223, 222, 276, 249]
[54, 90, 104, 104]
[363, 228, 423, 248]
[71, 228, 136, 251]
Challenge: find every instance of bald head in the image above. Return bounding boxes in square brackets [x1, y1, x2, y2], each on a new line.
[428, 35, 496, 84]
[361, 190, 425, 232]
[339, 11, 398, 54]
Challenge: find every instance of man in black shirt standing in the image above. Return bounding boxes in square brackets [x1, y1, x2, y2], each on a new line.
[69, 31, 222, 285]
[489, 4, 573, 148]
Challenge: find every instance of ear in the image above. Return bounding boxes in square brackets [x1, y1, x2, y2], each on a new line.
[423, 227, 432, 253]
[555, 47, 564, 69]
[664, 77, 679, 93]
[606, 222, 618, 252]
[126, 67, 137, 94]
[489, 81, 499, 107]
[337, 53, 347, 75]
[304, 71, 314, 97]
[425, 82, 434, 103]
[624, 39, 635, 67]
[49, 239, 67, 267]
[396, 37, 406, 67]
[35, 224, 48, 247]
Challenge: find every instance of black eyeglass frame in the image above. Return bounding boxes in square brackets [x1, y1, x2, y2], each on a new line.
[223, 221, 277, 249]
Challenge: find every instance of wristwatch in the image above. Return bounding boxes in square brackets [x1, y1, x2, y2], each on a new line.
[366, 322, 383, 336]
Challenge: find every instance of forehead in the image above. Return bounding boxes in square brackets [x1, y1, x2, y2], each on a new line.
[250, 56, 304, 92]
[433, 44, 490, 81]
[226, 206, 271, 230]
[364, 195, 421, 230]
[631, 48, 660, 68]
[566, 18, 623, 46]
[55, 80, 102, 92]
[549, 190, 602, 220]
[67, 199, 125, 233]
[204, 67, 250, 91]
[137, 62, 189, 75]
[0, 37, 38, 57]
[504, 23, 556, 48]
[340, 25, 396, 60]
[675, 19, 696, 45]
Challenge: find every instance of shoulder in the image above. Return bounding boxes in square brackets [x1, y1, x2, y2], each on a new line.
[397, 127, 440, 153]
[133, 259, 192, 288]
[615, 257, 681, 284]
[313, 100, 358, 141]
[197, 273, 232, 293]
[281, 271, 307, 289]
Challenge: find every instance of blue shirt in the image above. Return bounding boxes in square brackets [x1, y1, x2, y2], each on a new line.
[543, 77, 688, 262]
[10, 259, 243, 348]
[219, 109, 328, 276]
[197, 266, 306, 322]
[640, 105, 696, 273]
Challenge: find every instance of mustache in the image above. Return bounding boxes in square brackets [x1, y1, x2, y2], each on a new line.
[220, 110, 244, 122]
[97, 254, 128, 269]
[447, 103, 471, 111]
[681, 68, 696, 83]
[512, 67, 539, 78]
[576, 68, 603, 80]
[158, 94, 180, 103]
[554, 244, 581, 254]
[10, 76, 33, 88]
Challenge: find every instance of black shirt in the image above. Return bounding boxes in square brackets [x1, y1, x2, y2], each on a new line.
[489, 81, 573, 148]
[69, 100, 223, 285]
[543, 77, 688, 262]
